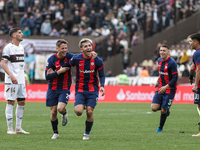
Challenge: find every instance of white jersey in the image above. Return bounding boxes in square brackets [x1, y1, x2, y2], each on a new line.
[2, 43, 25, 84]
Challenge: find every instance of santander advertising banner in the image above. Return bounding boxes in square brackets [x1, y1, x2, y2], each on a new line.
[0, 85, 195, 103]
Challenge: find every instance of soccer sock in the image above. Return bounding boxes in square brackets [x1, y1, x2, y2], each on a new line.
[5, 104, 14, 129]
[159, 113, 167, 130]
[51, 119, 58, 134]
[197, 107, 200, 116]
[15, 104, 24, 129]
[85, 121, 93, 134]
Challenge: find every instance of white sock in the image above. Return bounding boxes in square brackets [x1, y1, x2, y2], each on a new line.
[5, 104, 14, 129]
[15, 104, 24, 129]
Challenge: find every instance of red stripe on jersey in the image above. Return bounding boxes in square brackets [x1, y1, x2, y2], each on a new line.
[164, 62, 170, 94]
[78, 60, 85, 92]
[88, 59, 95, 92]
[158, 61, 162, 91]
[98, 64, 104, 70]
[52, 60, 60, 90]
[63, 58, 69, 89]
[196, 63, 200, 66]
[172, 72, 178, 75]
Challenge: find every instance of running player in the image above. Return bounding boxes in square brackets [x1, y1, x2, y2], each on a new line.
[63, 38, 105, 140]
[188, 33, 200, 136]
[1, 27, 30, 134]
[151, 44, 178, 132]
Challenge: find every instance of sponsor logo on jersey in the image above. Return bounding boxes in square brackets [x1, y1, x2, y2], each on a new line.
[79, 69, 95, 73]
[91, 62, 94, 66]
[16, 56, 24, 60]
[159, 71, 168, 75]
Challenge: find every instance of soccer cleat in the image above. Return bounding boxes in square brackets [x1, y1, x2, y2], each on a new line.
[156, 128, 163, 132]
[192, 133, 200, 137]
[7, 128, 16, 134]
[62, 110, 68, 126]
[51, 133, 59, 139]
[15, 128, 30, 134]
[83, 133, 89, 140]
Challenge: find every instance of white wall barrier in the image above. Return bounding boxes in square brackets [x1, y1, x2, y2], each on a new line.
[105, 77, 158, 86]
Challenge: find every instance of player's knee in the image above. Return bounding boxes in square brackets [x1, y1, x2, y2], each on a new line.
[151, 107, 157, 112]
[57, 107, 64, 113]
[75, 111, 83, 116]
[51, 110, 57, 117]
[161, 109, 167, 114]
[86, 109, 93, 117]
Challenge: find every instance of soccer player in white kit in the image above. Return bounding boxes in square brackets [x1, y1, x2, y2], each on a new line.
[1, 27, 30, 134]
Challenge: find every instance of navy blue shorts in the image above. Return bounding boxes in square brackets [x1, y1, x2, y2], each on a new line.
[194, 88, 200, 105]
[74, 92, 99, 108]
[46, 89, 70, 107]
[152, 91, 175, 110]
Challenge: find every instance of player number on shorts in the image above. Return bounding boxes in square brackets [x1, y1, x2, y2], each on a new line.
[195, 94, 199, 100]
[168, 99, 173, 106]
[11, 87, 15, 94]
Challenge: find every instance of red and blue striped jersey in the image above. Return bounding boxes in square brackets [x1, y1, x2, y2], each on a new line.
[157, 56, 178, 94]
[45, 52, 74, 90]
[193, 48, 200, 88]
[65, 53, 105, 93]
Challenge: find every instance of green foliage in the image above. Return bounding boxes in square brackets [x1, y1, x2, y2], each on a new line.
[0, 102, 199, 150]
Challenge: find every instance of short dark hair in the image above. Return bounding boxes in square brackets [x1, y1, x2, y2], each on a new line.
[9, 27, 21, 37]
[189, 33, 200, 44]
[160, 44, 170, 50]
[56, 39, 68, 47]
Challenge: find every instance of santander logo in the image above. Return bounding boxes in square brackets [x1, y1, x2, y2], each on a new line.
[116, 89, 126, 100]
[116, 88, 154, 101]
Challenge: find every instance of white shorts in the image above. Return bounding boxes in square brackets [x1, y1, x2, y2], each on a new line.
[4, 83, 27, 101]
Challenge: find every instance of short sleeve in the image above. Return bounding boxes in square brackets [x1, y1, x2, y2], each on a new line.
[96, 57, 104, 70]
[171, 61, 178, 75]
[2, 45, 10, 60]
[193, 52, 200, 66]
[46, 56, 54, 70]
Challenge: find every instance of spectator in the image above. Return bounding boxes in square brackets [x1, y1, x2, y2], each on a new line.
[40, 18, 52, 36]
[179, 49, 189, 65]
[123, 66, 132, 77]
[80, 3, 87, 16]
[118, 22, 128, 33]
[107, 35, 114, 57]
[161, 11, 170, 30]
[106, 1, 112, 14]
[129, 18, 138, 42]
[150, 64, 159, 76]
[60, 27, 67, 37]
[98, 9, 106, 28]
[49, 0, 56, 12]
[49, 28, 60, 36]
[121, 48, 132, 69]
[89, 10, 96, 30]
[20, 13, 30, 29]
[73, 10, 81, 27]
[0, 21, 9, 34]
[106, 70, 112, 77]
[111, 15, 118, 29]
[117, 7, 126, 23]
[99, 0, 106, 12]
[34, 12, 43, 35]
[117, 30, 127, 41]
[52, 17, 63, 31]
[29, 15, 36, 35]
[80, 16, 90, 28]
[140, 66, 150, 77]
[55, 5, 63, 20]
[182, 65, 189, 77]
[131, 31, 140, 46]
[0, 0, 4, 20]
[119, 37, 129, 50]
[131, 62, 138, 76]
[18, 0, 25, 12]
[23, 26, 31, 37]
[27, 7, 34, 17]
[146, 14, 154, 38]
[101, 25, 110, 36]
[8, 19, 16, 31]
[6, 0, 14, 21]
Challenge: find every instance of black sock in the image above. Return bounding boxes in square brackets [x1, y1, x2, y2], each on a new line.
[159, 113, 167, 130]
[51, 119, 58, 134]
[85, 121, 93, 134]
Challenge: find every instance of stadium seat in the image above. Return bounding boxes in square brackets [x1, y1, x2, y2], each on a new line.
[186, 49, 192, 56]
[192, 49, 196, 55]
[179, 64, 185, 72]
[142, 60, 148, 67]
[170, 50, 177, 57]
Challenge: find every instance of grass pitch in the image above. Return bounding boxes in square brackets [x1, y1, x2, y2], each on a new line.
[0, 102, 200, 150]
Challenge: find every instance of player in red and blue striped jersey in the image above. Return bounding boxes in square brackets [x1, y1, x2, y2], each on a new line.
[63, 38, 105, 140]
[151, 44, 178, 132]
[45, 39, 73, 139]
[188, 33, 200, 136]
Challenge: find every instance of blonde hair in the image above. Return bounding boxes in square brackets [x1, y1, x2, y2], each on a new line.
[78, 38, 93, 48]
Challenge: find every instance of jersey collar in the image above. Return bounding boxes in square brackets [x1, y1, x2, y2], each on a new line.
[55, 53, 65, 59]
[162, 56, 170, 62]
[196, 47, 200, 51]
[82, 53, 92, 59]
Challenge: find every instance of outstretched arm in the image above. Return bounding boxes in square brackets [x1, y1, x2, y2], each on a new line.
[98, 67, 105, 96]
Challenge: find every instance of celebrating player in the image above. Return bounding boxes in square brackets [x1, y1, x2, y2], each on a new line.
[188, 33, 200, 136]
[1, 27, 30, 134]
[151, 44, 178, 132]
[63, 38, 105, 140]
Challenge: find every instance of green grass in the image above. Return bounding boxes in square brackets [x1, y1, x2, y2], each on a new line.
[0, 102, 200, 150]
